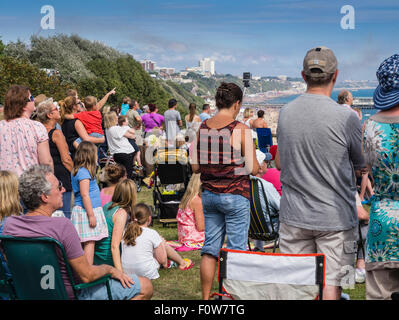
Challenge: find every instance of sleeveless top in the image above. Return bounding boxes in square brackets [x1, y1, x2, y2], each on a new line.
[61, 119, 79, 160]
[94, 202, 120, 266]
[49, 129, 72, 192]
[176, 195, 205, 243]
[197, 120, 250, 200]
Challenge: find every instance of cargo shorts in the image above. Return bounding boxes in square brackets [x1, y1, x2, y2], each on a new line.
[279, 222, 357, 287]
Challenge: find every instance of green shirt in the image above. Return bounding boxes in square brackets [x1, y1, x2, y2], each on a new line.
[94, 202, 120, 266]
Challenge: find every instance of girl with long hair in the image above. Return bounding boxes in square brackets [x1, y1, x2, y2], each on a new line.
[94, 179, 137, 270]
[176, 173, 205, 244]
[71, 141, 108, 264]
[121, 203, 194, 280]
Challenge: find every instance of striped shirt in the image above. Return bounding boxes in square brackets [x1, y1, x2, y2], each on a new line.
[197, 120, 250, 200]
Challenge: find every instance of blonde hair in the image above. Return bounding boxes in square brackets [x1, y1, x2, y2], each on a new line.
[109, 179, 137, 216]
[179, 173, 201, 209]
[72, 141, 98, 178]
[123, 203, 152, 246]
[104, 111, 118, 129]
[59, 96, 77, 124]
[243, 108, 252, 119]
[84, 96, 97, 111]
[0, 171, 22, 220]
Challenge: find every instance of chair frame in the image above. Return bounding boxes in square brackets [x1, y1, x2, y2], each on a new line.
[0, 235, 113, 300]
[217, 248, 325, 300]
[248, 177, 279, 253]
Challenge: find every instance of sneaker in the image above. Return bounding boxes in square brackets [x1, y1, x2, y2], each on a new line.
[355, 268, 366, 284]
[340, 292, 350, 300]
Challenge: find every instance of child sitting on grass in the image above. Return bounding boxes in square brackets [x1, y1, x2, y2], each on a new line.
[121, 203, 194, 280]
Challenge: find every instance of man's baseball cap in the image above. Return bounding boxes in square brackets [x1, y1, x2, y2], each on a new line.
[303, 46, 338, 78]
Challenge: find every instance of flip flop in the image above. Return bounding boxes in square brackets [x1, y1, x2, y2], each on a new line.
[181, 258, 194, 270]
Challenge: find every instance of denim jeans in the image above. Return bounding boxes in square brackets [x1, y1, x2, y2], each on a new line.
[62, 191, 73, 219]
[74, 132, 104, 145]
[201, 190, 250, 258]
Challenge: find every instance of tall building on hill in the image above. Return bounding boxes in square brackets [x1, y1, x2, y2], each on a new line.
[199, 58, 215, 75]
[140, 60, 156, 72]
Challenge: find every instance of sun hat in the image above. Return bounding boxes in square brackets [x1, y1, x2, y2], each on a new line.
[303, 46, 338, 78]
[373, 54, 399, 110]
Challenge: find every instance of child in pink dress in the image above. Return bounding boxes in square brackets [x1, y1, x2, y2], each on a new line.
[176, 173, 205, 244]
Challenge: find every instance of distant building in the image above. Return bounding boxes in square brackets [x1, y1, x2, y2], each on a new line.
[277, 75, 287, 81]
[140, 60, 156, 72]
[199, 58, 215, 75]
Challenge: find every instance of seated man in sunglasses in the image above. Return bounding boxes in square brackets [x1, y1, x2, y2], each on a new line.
[2, 165, 153, 300]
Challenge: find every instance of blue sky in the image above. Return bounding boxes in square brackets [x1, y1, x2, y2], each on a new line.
[0, 0, 398, 80]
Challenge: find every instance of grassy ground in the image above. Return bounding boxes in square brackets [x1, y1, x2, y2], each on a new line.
[137, 186, 366, 300]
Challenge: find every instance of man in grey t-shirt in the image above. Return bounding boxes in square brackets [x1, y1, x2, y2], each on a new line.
[276, 47, 365, 300]
[164, 98, 183, 143]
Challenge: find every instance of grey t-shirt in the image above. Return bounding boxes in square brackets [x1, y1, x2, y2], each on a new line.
[164, 109, 181, 140]
[277, 93, 365, 231]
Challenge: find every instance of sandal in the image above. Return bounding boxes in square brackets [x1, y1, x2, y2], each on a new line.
[181, 258, 194, 270]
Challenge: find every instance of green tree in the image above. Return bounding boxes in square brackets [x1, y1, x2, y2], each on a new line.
[0, 55, 70, 105]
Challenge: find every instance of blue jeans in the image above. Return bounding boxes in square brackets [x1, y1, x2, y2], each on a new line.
[62, 191, 72, 219]
[201, 190, 250, 258]
[74, 132, 104, 145]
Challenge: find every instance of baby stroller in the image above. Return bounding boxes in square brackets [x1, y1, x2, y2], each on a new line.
[152, 147, 191, 226]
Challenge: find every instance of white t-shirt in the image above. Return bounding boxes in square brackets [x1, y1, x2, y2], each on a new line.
[121, 227, 163, 280]
[105, 125, 135, 155]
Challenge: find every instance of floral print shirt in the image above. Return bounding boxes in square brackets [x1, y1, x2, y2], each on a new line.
[0, 118, 48, 176]
[363, 115, 399, 266]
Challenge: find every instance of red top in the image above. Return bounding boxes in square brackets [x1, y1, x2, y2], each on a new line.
[197, 120, 250, 200]
[74, 110, 103, 135]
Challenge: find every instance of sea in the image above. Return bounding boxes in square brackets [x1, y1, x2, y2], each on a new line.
[267, 88, 377, 123]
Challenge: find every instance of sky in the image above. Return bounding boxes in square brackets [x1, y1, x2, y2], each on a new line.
[0, 0, 398, 80]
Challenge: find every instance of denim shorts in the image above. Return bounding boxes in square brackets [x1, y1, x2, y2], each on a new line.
[77, 274, 141, 300]
[201, 190, 250, 259]
[75, 132, 104, 145]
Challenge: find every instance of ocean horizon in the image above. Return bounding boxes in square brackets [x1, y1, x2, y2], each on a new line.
[266, 88, 377, 123]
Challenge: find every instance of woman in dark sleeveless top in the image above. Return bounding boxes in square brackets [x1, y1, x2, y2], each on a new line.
[59, 96, 105, 160]
[36, 99, 74, 218]
[191, 82, 259, 300]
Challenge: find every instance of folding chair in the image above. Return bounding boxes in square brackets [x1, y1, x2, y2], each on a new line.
[0, 236, 113, 300]
[256, 128, 273, 153]
[216, 248, 325, 300]
[0, 259, 16, 300]
[248, 176, 279, 252]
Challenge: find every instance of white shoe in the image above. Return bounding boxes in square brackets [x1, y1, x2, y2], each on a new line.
[340, 292, 350, 300]
[355, 268, 366, 284]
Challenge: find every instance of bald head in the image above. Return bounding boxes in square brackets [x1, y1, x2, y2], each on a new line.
[337, 90, 353, 105]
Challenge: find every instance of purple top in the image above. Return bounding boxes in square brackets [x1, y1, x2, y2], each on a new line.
[141, 113, 164, 132]
[3, 215, 85, 299]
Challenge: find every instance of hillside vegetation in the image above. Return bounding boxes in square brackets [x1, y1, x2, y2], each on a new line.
[1, 34, 202, 115]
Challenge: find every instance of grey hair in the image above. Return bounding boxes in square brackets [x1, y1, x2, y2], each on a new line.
[36, 98, 54, 124]
[19, 165, 53, 211]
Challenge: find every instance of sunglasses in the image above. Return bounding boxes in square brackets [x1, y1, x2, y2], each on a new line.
[58, 181, 64, 191]
[27, 95, 34, 103]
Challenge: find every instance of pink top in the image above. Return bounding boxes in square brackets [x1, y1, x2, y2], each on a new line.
[0, 118, 48, 176]
[176, 196, 205, 243]
[262, 168, 282, 196]
[100, 189, 113, 207]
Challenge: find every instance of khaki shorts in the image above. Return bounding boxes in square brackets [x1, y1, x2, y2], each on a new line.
[279, 222, 357, 287]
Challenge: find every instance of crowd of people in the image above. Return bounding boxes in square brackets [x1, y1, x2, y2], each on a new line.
[0, 46, 398, 301]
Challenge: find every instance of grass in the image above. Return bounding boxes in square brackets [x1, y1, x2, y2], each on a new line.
[137, 186, 366, 300]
